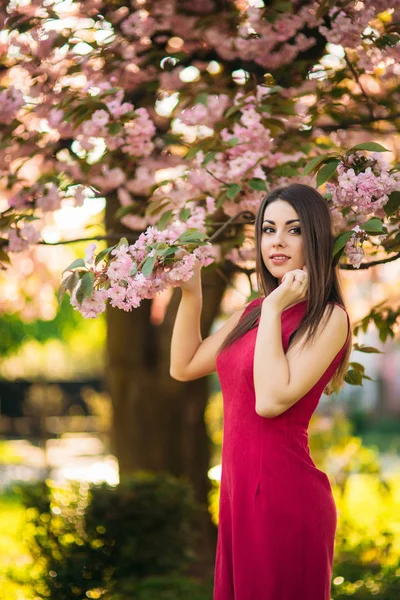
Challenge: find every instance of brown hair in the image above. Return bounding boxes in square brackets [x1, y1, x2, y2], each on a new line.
[218, 183, 352, 395]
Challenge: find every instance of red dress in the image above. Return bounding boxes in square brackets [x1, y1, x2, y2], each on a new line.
[214, 297, 351, 600]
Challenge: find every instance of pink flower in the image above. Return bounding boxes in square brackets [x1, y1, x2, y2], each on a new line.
[71, 289, 108, 319]
[36, 183, 62, 212]
[106, 254, 134, 281]
[84, 242, 97, 264]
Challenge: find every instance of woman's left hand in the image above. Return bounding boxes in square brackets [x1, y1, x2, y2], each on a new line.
[263, 265, 308, 313]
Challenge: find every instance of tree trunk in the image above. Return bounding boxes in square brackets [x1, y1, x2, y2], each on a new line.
[106, 257, 229, 574]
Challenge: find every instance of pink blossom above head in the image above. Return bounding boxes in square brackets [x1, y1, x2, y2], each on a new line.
[7, 229, 30, 253]
[165, 253, 197, 284]
[345, 238, 364, 269]
[84, 242, 97, 264]
[107, 254, 134, 282]
[36, 183, 62, 212]
[193, 243, 216, 267]
[205, 195, 216, 214]
[71, 289, 108, 319]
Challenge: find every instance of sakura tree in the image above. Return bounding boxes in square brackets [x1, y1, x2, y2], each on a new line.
[1, 0, 400, 561]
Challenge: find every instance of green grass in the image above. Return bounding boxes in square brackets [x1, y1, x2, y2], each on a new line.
[0, 490, 32, 600]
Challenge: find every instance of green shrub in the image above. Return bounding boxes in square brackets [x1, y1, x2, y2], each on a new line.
[107, 575, 213, 600]
[15, 471, 201, 599]
[332, 519, 400, 599]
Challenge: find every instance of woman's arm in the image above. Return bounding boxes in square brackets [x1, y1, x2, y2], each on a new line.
[253, 302, 348, 418]
[169, 259, 247, 381]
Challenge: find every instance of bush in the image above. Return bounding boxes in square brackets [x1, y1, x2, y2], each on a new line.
[107, 575, 213, 600]
[332, 519, 400, 599]
[15, 471, 201, 599]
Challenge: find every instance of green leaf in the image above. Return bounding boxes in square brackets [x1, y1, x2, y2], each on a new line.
[359, 218, 386, 235]
[0, 247, 10, 265]
[179, 207, 191, 222]
[117, 237, 129, 248]
[158, 209, 174, 231]
[62, 258, 86, 274]
[158, 246, 177, 258]
[142, 255, 156, 277]
[248, 178, 267, 192]
[316, 159, 340, 187]
[195, 92, 208, 105]
[108, 122, 122, 135]
[227, 137, 239, 147]
[201, 151, 217, 167]
[76, 271, 95, 304]
[58, 270, 79, 304]
[224, 105, 242, 119]
[333, 231, 353, 257]
[353, 343, 383, 354]
[303, 154, 332, 176]
[95, 246, 116, 266]
[185, 146, 200, 160]
[345, 369, 363, 386]
[115, 204, 139, 219]
[383, 190, 400, 217]
[99, 87, 120, 97]
[177, 228, 208, 243]
[350, 142, 389, 153]
[226, 184, 241, 199]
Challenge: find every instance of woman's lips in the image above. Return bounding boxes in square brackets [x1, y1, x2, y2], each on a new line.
[270, 256, 290, 264]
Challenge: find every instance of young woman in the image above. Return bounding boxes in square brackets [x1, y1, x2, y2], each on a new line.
[170, 183, 352, 600]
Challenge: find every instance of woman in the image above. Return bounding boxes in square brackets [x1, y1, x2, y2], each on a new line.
[170, 183, 352, 600]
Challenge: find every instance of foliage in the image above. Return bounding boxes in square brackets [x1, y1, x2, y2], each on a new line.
[332, 519, 400, 599]
[106, 575, 213, 600]
[13, 472, 200, 599]
[0, 491, 33, 600]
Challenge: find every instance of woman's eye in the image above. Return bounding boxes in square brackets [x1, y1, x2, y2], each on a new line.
[262, 227, 301, 234]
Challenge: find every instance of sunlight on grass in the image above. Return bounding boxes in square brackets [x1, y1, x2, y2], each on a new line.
[0, 493, 33, 600]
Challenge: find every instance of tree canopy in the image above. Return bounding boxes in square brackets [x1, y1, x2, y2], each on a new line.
[0, 1, 399, 328]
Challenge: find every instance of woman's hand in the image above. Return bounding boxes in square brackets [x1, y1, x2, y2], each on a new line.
[263, 265, 308, 313]
[174, 249, 202, 294]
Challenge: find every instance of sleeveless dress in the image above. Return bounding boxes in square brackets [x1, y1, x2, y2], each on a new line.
[214, 297, 351, 600]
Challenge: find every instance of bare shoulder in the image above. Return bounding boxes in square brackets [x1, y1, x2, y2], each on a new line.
[320, 303, 349, 344]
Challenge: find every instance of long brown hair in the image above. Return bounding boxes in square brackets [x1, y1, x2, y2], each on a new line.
[218, 183, 352, 395]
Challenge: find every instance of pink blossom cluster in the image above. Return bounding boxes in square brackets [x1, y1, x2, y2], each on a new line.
[7, 223, 41, 253]
[344, 225, 365, 269]
[203, 4, 321, 69]
[75, 90, 155, 158]
[69, 227, 216, 318]
[319, 6, 375, 48]
[0, 86, 25, 124]
[178, 95, 230, 128]
[326, 153, 400, 216]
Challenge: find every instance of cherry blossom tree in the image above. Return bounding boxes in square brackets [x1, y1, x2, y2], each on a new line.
[1, 0, 400, 564]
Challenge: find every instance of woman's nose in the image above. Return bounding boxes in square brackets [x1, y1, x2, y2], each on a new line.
[272, 232, 286, 246]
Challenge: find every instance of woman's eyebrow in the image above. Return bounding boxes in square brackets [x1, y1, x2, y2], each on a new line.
[262, 219, 300, 224]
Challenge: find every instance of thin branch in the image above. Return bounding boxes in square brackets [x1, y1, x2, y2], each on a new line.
[339, 251, 400, 270]
[318, 112, 400, 132]
[344, 50, 375, 120]
[38, 234, 139, 246]
[208, 211, 255, 242]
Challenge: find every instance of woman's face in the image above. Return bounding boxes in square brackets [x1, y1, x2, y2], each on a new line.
[260, 199, 305, 283]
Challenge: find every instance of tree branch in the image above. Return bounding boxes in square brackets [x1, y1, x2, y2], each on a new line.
[339, 251, 400, 269]
[317, 112, 400, 132]
[344, 51, 375, 120]
[38, 234, 139, 246]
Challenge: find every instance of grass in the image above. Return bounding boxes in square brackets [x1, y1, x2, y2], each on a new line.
[0, 490, 32, 600]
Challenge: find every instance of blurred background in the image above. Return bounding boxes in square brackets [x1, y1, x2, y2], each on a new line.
[0, 216, 399, 598]
[0, 0, 400, 599]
